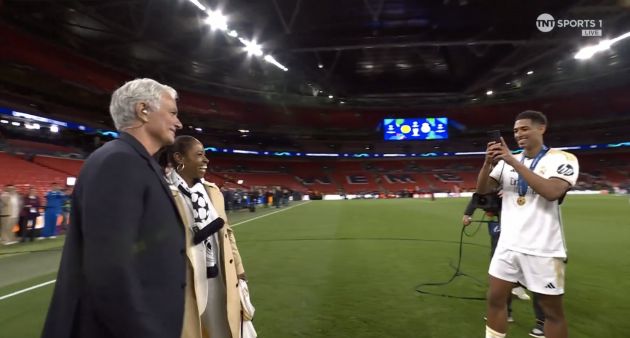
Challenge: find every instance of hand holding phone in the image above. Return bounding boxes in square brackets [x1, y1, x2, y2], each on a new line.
[485, 130, 503, 165]
[487, 130, 502, 144]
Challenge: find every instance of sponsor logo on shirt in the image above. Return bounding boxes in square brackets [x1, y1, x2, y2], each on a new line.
[556, 164, 574, 176]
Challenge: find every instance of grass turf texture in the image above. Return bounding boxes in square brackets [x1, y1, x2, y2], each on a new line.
[0, 196, 628, 337]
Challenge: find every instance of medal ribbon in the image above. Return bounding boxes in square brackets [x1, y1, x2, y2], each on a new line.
[518, 145, 549, 197]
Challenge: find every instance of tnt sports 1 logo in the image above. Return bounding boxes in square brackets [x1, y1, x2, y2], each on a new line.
[536, 13, 602, 36]
[556, 164, 574, 176]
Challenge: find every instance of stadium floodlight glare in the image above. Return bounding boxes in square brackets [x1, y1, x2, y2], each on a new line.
[185, 0, 287, 72]
[238, 129, 250, 133]
[486, 90, 494, 96]
[575, 32, 630, 60]
[598, 39, 613, 50]
[611, 31, 630, 43]
[204, 9, 228, 31]
[0, 119, 8, 124]
[575, 40, 612, 60]
[50, 125, 60, 133]
[328, 95, 334, 99]
[575, 46, 600, 60]
[239, 38, 263, 56]
[526, 70, 534, 75]
[187, 0, 206, 11]
[264, 54, 289, 71]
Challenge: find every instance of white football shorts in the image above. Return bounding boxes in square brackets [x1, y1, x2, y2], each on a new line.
[489, 246, 566, 295]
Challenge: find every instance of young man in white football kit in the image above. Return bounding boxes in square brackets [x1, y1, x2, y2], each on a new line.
[476, 111, 579, 338]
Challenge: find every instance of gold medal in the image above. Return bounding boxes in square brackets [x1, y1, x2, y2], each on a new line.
[517, 196, 526, 206]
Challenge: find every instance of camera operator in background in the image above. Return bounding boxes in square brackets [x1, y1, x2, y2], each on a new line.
[462, 192, 503, 257]
[463, 191, 546, 337]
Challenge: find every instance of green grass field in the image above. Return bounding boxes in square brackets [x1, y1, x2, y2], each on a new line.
[1, 195, 629, 337]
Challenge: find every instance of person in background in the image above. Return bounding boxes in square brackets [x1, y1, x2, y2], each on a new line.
[221, 186, 230, 212]
[42, 183, 65, 238]
[0, 184, 20, 245]
[60, 187, 72, 232]
[274, 187, 282, 208]
[20, 186, 41, 242]
[18, 186, 29, 241]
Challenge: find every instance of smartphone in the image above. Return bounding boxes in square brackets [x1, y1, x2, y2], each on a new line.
[487, 130, 502, 144]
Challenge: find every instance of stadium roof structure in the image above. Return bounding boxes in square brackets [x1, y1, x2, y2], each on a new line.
[1, 0, 630, 152]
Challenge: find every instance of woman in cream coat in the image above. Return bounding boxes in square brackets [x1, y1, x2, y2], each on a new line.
[160, 136, 247, 338]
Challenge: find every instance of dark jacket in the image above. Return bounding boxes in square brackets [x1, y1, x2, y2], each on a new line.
[20, 194, 40, 219]
[42, 133, 186, 338]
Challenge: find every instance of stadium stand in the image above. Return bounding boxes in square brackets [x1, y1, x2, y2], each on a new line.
[6, 139, 79, 154]
[1, 149, 628, 196]
[0, 152, 68, 196]
[211, 172, 307, 192]
[33, 155, 83, 176]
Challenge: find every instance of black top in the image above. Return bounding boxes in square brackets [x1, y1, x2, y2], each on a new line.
[42, 132, 186, 338]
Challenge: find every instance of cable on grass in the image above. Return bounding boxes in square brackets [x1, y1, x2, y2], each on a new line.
[414, 215, 490, 301]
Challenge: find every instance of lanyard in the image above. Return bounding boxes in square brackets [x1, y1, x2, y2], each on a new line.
[518, 145, 549, 197]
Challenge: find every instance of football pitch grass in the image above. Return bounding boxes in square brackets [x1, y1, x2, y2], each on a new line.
[1, 195, 628, 337]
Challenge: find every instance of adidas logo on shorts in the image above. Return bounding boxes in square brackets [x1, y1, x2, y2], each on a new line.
[544, 282, 556, 289]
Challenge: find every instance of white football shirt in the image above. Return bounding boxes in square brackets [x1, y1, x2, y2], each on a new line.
[489, 149, 579, 258]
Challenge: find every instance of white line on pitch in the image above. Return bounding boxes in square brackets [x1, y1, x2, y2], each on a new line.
[0, 279, 56, 301]
[0, 201, 312, 301]
[231, 201, 311, 227]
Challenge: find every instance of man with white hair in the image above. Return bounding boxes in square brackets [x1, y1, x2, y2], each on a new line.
[43, 78, 186, 338]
